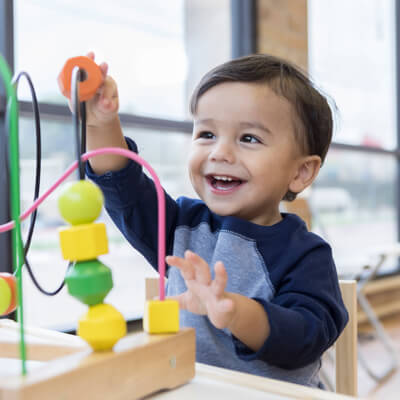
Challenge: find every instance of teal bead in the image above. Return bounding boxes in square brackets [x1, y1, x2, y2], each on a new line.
[65, 259, 113, 306]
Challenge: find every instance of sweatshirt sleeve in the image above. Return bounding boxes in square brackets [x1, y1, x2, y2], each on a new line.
[86, 137, 179, 269]
[233, 242, 348, 369]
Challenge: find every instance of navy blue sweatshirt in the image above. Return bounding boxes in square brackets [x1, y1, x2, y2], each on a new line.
[87, 137, 348, 387]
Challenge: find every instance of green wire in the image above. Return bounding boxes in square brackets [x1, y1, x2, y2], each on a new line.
[0, 54, 27, 375]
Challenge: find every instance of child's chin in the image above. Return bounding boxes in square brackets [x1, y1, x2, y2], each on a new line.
[209, 205, 236, 217]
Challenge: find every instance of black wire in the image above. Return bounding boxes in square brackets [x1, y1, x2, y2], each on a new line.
[24, 258, 72, 296]
[12, 71, 41, 255]
[21, 67, 85, 295]
[80, 101, 87, 172]
[71, 67, 86, 180]
[10, 71, 71, 296]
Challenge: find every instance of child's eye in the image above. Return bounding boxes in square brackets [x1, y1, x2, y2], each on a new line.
[241, 134, 261, 144]
[197, 131, 215, 140]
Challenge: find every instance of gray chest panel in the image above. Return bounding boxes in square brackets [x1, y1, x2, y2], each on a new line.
[169, 222, 274, 301]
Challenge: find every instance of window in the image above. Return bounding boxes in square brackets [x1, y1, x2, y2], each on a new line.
[15, 0, 231, 120]
[308, 0, 396, 150]
[310, 149, 397, 277]
[308, 0, 399, 276]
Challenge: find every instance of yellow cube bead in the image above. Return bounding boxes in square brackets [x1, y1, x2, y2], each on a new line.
[78, 303, 127, 351]
[59, 222, 108, 261]
[143, 300, 179, 334]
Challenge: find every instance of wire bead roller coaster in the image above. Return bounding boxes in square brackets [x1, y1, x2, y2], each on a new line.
[0, 54, 194, 400]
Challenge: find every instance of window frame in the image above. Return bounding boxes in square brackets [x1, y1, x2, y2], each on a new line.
[0, 0, 13, 275]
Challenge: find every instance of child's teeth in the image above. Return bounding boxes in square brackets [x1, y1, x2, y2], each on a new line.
[214, 176, 232, 181]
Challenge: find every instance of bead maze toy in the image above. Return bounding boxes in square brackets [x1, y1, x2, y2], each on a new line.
[0, 55, 195, 399]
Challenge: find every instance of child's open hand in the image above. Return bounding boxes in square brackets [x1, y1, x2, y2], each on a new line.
[166, 250, 236, 329]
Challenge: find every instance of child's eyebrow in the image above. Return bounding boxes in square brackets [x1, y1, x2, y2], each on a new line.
[239, 121, 272, 134]
[194, 119, 271, 133]
[194, 118, 216, 126]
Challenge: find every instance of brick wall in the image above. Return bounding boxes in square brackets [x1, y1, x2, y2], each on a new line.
[257, 0, 308, 71]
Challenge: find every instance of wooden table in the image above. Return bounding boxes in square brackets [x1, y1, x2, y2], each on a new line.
[149, 363, 355, 400]
[0, 320, 355, 400]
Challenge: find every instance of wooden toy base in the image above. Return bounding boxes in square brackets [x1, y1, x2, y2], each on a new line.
[0, 320, 195, 400]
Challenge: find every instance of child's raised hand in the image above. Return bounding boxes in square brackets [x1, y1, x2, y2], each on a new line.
[84, 52, 119, 127]
[58, 52, 119, 127]
[166, 250, 236, 329]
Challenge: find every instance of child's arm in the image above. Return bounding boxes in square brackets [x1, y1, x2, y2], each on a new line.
[61, 52, 129, 175]
[166, 250, 270, 351]
[72, 54, 180, 271]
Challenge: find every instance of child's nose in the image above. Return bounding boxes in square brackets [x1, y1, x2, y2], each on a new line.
[209, 140, 235, 163]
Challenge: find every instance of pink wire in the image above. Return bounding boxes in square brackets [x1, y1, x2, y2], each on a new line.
[0, 147, 167, 301]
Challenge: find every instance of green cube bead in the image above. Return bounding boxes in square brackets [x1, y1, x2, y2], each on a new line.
[66, 259, 113, 306]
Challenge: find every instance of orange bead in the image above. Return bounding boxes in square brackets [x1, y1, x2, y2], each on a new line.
[58, 56, 102, 102]
[0, 273, 17, 315]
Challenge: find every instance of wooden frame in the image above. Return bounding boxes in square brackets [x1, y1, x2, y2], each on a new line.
[336, 280, 358, 396]
[0, 320, 195, 400]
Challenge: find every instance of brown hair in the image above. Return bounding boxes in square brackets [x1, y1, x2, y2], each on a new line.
[190, 54, 334, 201]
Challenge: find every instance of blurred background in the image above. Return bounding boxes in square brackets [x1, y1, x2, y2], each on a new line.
[0, 1, 399, 398]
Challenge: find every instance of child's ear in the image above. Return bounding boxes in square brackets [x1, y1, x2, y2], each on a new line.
[289, 155, 321, 194]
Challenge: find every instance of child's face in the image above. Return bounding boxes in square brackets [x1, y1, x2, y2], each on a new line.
[189, 81, 308, 226]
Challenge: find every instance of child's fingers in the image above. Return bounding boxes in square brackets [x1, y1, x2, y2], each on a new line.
[100, 76, 117, 99]
[83, 52, 107, 102]
[99, 62, 108, 78]
[86, 51, 95, 60]
[185, 250, 211, 285]
[85, 52, 107, 82]
[212, 261, 228, 296]
[98, 76, 118, 112]
[166, 255, 195, 281]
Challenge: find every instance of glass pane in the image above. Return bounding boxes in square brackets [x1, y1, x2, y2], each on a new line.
[19, 116, 193, 329]
[308, 0, 397, 150]
[14, 0, 231, 121]
[310, 149, 398, 277]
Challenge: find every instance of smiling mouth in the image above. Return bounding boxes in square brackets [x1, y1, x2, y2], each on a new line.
[206, 175, 244, 191]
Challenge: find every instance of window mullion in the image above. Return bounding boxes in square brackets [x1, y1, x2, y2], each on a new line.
[0, 0, 14, 274]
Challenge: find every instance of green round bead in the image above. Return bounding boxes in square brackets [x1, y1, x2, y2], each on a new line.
[65, 259, 113, 306]
[58, 180, 104, 225]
